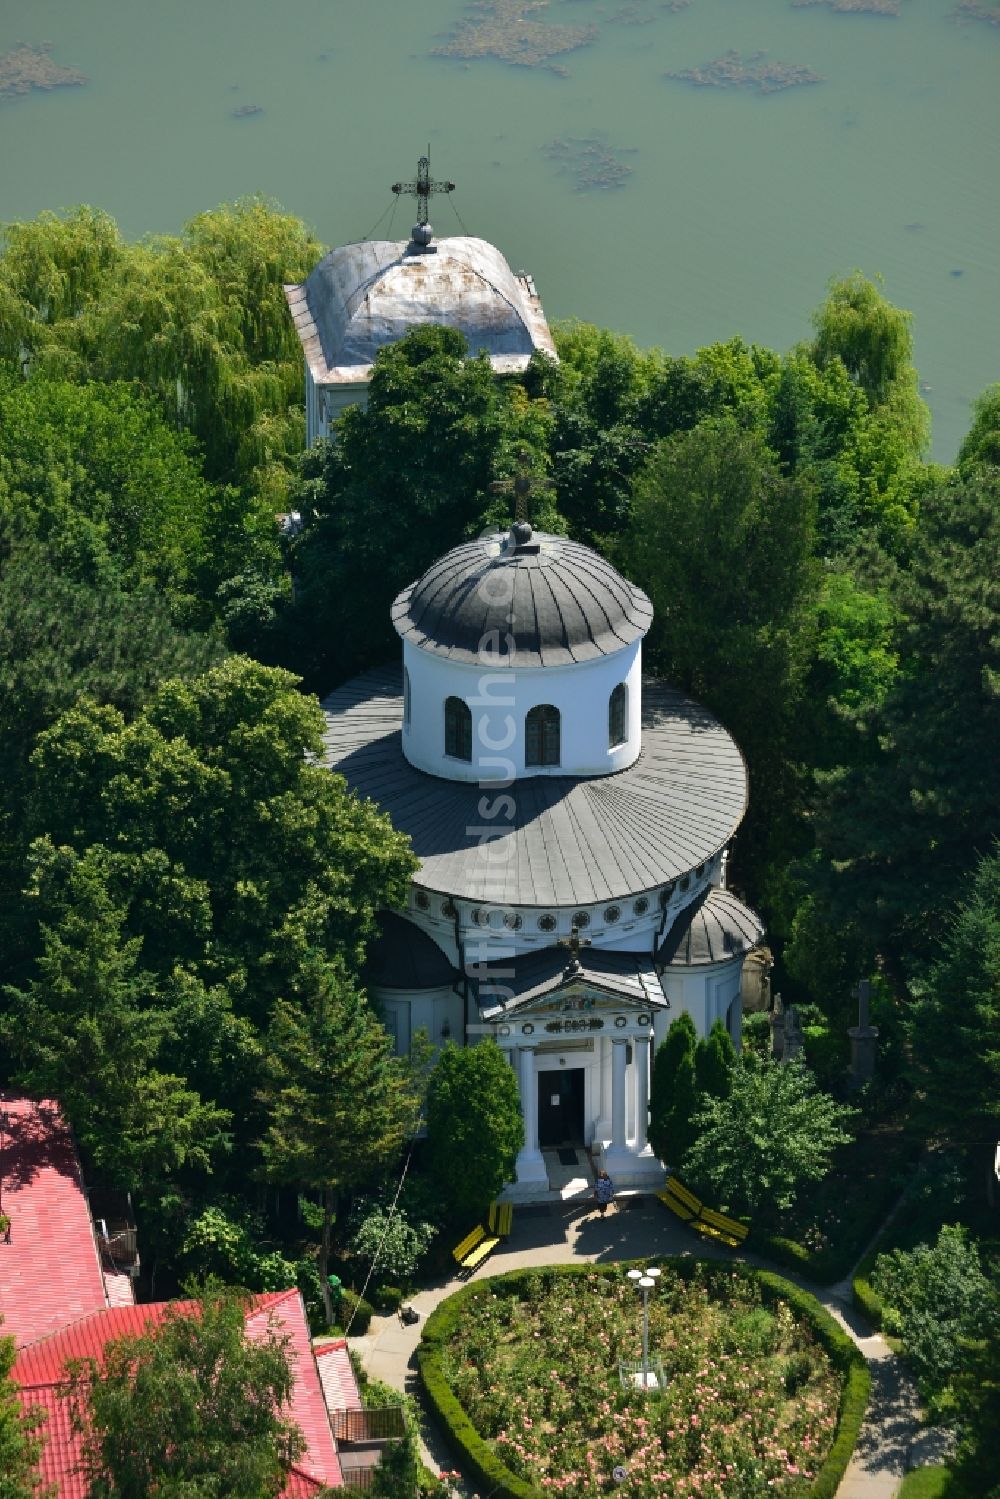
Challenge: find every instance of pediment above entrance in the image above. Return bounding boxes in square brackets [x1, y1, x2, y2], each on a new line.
[468, 944, 668, 1021]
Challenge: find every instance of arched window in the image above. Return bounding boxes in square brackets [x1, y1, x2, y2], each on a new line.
[444, 696, 472, 761]
[608, 682, 627, 749]
[525, 704, 560, 767]
[403, 667, 411, 728]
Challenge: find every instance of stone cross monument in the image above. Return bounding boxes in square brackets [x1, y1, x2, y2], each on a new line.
[848, 978, 879, 1089]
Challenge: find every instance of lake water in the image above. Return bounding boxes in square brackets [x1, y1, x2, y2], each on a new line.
[2, 0, 998, 461]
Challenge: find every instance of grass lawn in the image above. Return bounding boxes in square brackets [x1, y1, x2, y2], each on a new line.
[896, 1468, 957, 1498]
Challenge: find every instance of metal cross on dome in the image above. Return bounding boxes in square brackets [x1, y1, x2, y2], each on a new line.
[491, 447, 556, 523]
[391, 148, 455, 239]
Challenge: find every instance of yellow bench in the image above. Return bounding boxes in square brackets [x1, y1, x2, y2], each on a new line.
[693, 1205, 749, 1249]
[488, 1201, 513, 1238]
[656, 1177, 750, 1248]
[656, 1177, 703, 1222]
[451, 1224, 500, 1277]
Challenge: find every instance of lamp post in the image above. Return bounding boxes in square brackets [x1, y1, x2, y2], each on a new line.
[626, 1265, 661, 1390]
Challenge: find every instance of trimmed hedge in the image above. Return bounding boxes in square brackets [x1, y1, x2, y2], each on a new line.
[852, 1247, 886, 1331]
[419, 1259, 870, 1499]
[339, 1286, 375, 1335]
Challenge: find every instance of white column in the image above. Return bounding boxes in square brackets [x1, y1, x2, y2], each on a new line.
[513, 1045, 547, 1186]
[634, 1035, 650, 1152]
[521, 1046, 538, 1155]
[611, 1039, 628, 1151]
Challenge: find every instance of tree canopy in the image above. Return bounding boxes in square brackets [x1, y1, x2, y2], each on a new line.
[258, 961, 420, 1323]
[683, 1057, 856, 1220]
[66, 1283, 306, 1499]
[424, 1040, 523, 1224]
[0, 1328, 46, 1499]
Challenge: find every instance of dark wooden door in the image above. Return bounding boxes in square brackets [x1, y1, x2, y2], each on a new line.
[537, 1067, 585, 1147]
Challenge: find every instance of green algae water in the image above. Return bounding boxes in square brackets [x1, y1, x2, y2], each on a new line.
[1, 0, 997, 460]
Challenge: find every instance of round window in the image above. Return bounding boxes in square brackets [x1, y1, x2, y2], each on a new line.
[538, 913, 557, 932]
[603, 905, 621, 925]
[633, 897, 649, 917]
[572, 911, 591, 930]
[441, 899, 457, 919]
[414, 890, 430, 911]
[503, 911, 523, 931]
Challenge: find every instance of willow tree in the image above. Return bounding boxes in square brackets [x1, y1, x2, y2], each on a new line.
[810, 272, 930, 460]
[0, 197, 323, 496]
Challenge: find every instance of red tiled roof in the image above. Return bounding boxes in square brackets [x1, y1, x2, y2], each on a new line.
[14, 1290, 342, 1496]
[0, 1095, 109, 1348]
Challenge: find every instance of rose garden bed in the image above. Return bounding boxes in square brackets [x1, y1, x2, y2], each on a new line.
[419, 1261, 869, 1498]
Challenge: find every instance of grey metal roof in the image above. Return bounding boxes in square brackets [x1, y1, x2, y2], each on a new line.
[363, 912, 459, 991]
[284, 236, 557, 387]
[472, 948, 668, 1021]
[657, 887, 764, 968]
[320, 666, 748, 907]
[393, 529, 653, 668]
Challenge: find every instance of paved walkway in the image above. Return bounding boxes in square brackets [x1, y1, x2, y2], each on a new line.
[349, 1197, 927, 1497]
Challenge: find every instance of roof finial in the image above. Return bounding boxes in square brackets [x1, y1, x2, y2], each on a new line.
[391, 146, 456, 251]
[491, 447, 555, 534]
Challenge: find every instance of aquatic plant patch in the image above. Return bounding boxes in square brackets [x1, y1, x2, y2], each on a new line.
[793, 0, 903, 16]
[429, 1263, 846, 1496]
[432, 0, 598, 72]
[666, 50, 823, 93]
[541, 137, 636, 192]
[0, 43, 86, 100]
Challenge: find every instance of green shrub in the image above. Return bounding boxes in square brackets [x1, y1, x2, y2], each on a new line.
[419, 1260, 869, 1499]
[339, 1287, 375, 1336]
[349, 1202, 437, 1286]
[372, 1284, 404, 1313]
[870, 1226, 992, 1409]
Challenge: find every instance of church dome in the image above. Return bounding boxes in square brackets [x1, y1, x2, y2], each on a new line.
[285, 235, 557, 387]
[392, 527, 653, 668]
[658, 888, 764, 968]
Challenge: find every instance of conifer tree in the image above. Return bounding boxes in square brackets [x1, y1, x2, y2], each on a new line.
[424, 1040, 523, 1224]
[258, 962, 418, 1326]
[694, 1019, 736, 1102]
[648, 1012, 698, 1167]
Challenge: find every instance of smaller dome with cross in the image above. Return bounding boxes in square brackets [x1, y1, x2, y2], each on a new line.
[392, 529, 653, 784]
[393, 529, 652, 669]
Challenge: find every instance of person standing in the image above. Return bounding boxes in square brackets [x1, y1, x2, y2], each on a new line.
[594, 1169, 614, 1216]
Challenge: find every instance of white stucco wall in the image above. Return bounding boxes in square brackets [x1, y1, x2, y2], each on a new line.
[659, 954, 745, 1042]
[401, 638, 642, 783]
[372, 983, 464, 1057]
[306, 370, 368, 445]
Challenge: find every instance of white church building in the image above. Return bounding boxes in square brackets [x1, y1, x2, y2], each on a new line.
[291, 180, 763, 1193]
[320, 523, 764, 1194]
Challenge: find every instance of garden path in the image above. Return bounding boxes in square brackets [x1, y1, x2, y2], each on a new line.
[348, 1195, 924, 1497]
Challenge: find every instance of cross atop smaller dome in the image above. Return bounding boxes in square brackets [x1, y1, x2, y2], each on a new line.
[392, 530, 653, 668]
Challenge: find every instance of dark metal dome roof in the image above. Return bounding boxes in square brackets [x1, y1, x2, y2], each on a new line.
[321, 667, 748, 907]
[392, 529, 653, 668]
[658, 888, 764, 968]
[363, 912, 458, 990]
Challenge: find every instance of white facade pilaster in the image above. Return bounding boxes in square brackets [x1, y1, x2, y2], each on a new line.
[610, 1039, 628, 1151]
[634, 1035, 650, 1152]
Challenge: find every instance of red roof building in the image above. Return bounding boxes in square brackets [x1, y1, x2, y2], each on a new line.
[13, 1291, 343, 1498]
[0, 1095, 129, 1348]
[1, 1097, 362, 1495]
